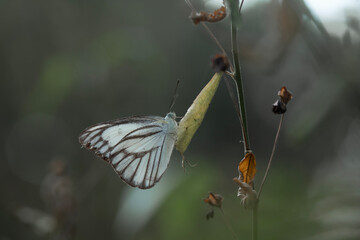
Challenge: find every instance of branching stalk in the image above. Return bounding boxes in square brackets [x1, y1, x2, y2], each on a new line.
[184, 0, 234, 72]
[228, 1, 256, 240]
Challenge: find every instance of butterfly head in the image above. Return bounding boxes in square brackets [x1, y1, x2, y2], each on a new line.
[166, 112, 176, 120]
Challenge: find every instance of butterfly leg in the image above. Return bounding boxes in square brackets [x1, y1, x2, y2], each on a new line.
[181, 153, 197, 169]
[181, 153, 185, 169]
[185, 159, 197, 168]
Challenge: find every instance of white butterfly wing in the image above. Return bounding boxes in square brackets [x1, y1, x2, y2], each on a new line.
[79, 115, 177, 189]
[79, 116, 163, 161]
[111, 125, 176, 188]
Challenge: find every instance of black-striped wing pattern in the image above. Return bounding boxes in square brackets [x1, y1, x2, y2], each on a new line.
[79, 113, 178, 189]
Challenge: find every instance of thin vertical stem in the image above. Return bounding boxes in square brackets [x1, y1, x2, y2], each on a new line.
[229, 1, 255, 239]
[253, 204, 258, 240]
[230, 0, 250, 152]
[220, 208, 238, 240]
[201, 22, 234, 72]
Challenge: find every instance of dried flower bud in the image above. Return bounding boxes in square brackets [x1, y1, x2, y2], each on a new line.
[203, 192, 223, 208]
[278, 86, 293, 104]
[206, 210, 214, 220]
[233, 178, 258, 209]
[272, 86, 293, 114]
[238, 152, 256, 184]
[211, 54, 230, 72]
[190, 6, 226, 25]
[272, 99, 287, 114]
[207, 6, 226, 23]
[190, 11, 208, 25]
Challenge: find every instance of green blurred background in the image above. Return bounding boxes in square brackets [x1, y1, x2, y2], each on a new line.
[1, 0, 360, 239]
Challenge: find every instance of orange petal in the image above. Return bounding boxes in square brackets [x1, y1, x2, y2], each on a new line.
[278, 86, 293, 104]
[238, 152, 256, 183]
[203, 192, 223, 208]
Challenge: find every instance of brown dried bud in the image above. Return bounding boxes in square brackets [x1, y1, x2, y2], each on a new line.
[233, 178, 258, 209]
[272, 86, 293, 114]
[211, 54, 230, 72]
[203, 192, 223, 208]
[278, 86, 293, 104]
[272, 99, 287, 114]
[207, 6, 226, 23]
[206, 210, 214, 220]
[190, 11, 208, 25]
[190, 6, 226, 25]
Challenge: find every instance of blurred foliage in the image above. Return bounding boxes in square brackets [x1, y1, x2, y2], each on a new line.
[26, 54, 76, 114]
[1, 0, 360, 240]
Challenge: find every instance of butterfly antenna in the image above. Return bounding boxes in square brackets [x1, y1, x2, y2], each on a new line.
[169, 79, 180, 112]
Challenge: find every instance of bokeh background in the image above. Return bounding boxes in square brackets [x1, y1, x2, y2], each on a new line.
[1, 0, 360, 239]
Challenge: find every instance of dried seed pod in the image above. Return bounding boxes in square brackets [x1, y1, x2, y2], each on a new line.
[211, 54, 230, 72]
[203, 192, 223, 208]
[190, 11, 208, 25]
[207, 6, 226, 23]
[233, 178, 258, 209]
[272, 86, 293, 114]
[206, 210, 214, 220]
[272, 99, 287, 114]
[190, 6, 226, 25]
[278, 86, 293, 104]
[238, 152, 256, 184]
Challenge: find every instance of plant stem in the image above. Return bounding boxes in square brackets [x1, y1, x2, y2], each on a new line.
[220, 208, 238, 240]
[257, 114, 284, 199]
[229, 1, 255, 240]
[229, 0, 250, 152]
[253, 203, 258, 240]
[201, 22, 234, 72]
[184, 0, 234, 72]
[239, 0, 245, 12]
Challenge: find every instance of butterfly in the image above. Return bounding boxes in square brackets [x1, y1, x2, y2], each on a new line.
[79, 112, 178, 189]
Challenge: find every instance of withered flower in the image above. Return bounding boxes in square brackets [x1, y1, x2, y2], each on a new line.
[233, 178, 257, 209]
[203, 192, 223, 208]
[272, 86, 293, 114]
[278, 86, 293, 104]
[272, 99, 287, 114]
[211, 54, 230, 72]
[190, 6, 226, 25]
